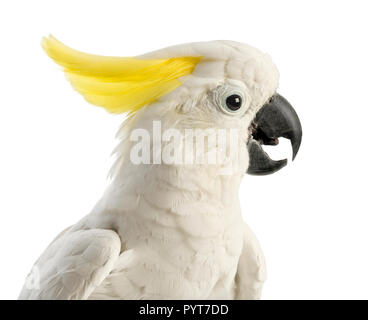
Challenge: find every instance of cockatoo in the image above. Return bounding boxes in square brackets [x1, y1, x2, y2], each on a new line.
[19, 36, 302, 300]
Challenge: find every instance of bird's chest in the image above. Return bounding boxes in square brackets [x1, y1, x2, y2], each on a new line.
[91, 210, 243, 300]
[91, 170, 245, 299]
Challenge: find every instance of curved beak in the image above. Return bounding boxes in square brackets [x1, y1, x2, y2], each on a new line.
[247, 93, 302, 175]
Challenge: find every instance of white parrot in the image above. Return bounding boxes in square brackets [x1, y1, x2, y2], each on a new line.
[19, 36, 302, 300]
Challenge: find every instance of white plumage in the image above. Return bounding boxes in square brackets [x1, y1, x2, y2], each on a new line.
[19, 40, 280, 299]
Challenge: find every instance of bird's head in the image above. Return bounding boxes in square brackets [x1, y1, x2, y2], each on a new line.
[42, 36, 302, 176]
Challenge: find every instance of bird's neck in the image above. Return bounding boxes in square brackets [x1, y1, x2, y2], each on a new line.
[103, 112, 248, 217]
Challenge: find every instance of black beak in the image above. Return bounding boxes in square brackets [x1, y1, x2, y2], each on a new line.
[247, 93, 302, 175]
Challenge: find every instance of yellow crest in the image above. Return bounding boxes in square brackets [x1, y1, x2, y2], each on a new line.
[42, 36, 201, 114]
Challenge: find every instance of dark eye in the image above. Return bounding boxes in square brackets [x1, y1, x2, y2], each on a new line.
[226, 94, 242, 111]
[212, 85, 248, 116]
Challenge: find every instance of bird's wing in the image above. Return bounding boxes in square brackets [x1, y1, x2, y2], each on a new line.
[18, 229, 121, 300]
[235, 222, 267, 300]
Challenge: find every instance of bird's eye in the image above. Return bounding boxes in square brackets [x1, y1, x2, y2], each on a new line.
[226, 94, 242, 111]
[220, 90, 247, 115]
[211, 83, 250, 116]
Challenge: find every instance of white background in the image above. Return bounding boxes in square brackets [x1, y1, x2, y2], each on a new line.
[0, 0, 367, 300]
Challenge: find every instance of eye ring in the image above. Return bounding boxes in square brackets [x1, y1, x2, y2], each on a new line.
[212, 85, 249, 116]
[211, 82, 250, 116]
[220, 89, 247, 115]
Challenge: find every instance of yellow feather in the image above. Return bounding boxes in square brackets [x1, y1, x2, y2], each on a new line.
[42, 35, 201, 113]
